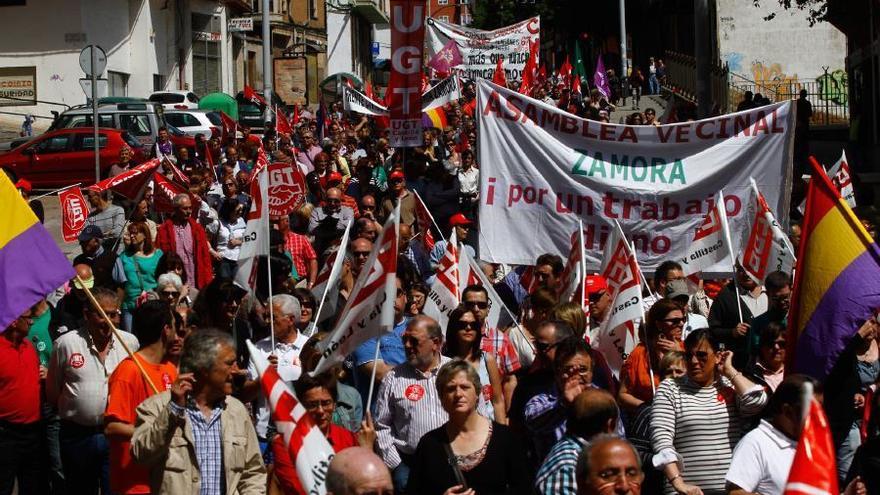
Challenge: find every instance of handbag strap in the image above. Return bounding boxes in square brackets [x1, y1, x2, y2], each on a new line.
[442, 439, 468, 489]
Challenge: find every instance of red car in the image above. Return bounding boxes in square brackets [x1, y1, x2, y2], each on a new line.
[0, 128, 148, 188]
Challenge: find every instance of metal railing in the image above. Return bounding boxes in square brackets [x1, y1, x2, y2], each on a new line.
[662, 50, 730, 112]
[727, 68, 849, 126]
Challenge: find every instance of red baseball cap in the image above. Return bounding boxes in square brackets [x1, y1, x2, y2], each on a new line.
[584, 275, 607, 295]
[14, 178, 32, 193]
[449, 213, 473, 227]
[389, 170, 405, 181]
[327, 172, 343, 184]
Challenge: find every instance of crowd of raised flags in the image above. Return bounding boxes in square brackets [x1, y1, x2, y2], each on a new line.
[2, 11, 880, 495]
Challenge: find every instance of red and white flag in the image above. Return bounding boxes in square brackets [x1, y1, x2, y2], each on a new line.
[246, 340, 334, 495]
[251, 147, 270, 181]
[828, 150, 856, 209]
[594, 221, 643, 377]
[784, 392, 838, 495]
[219, 111, 238, 138]
[244, 84, 268, 107]
[152, 172, 189, 214]
[423, 230, 459, 330]
[234, 164, 269, 292]
[311, 219, 353, 324]
[572, 75, 582, 98]
[680, 190, 732, 276]
[313, 205, 400, 375]
[739, 178, 796, 285]
[276, 106, 293, 136]
[559, 221, 586, 306]
[162, 158, 190, 186]
[413, 191, 437, 251]
[558, 56, 572, 90]
[492, 56, 507, 87]
[89, 159, 160, 199]
[518, 40, 539, 96]
[458, 249, 512, 331]
[58, 186, 89, 243]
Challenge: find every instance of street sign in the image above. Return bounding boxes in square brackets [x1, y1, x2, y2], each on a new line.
[78, 45, 107, 77]
[228, 17, 253, 32]
[79, 78, 108, 100]
[371, 42, 380, 59]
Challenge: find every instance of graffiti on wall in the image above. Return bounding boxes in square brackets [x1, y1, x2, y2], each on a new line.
[816, 69, 848, 106]
[722, 52, 744, 73]
[751, 61, 800, 96]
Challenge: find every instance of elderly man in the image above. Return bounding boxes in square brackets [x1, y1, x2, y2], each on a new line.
[535, 389, 619, 494]
[576, 436, 644, 495]
[155, 193, 214, 289]
[375, 315, 450, 493]
[131, 329, 265, 494]
[310, 187, 355, 254]
[84, 189, 126, 247]
[47, 288, 139, 495]
[242, 294, 308, 452]
[326, 447, 394, 495]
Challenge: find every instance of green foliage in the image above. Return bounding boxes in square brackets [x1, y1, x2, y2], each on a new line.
[470, 0, 558, 30]
[751, 0, 828, 26]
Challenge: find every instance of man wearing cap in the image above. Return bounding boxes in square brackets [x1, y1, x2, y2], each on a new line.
[84, 189, 126, 249]
[585, 275, 611, 336]
[15, 178, 44, 223]
[380, 170, 416, 226]
[664, 279, 709, 340]
[429, 213, 476, 272]
[74, 225, 120, 290]
[321, 172, 360, 217]
[309, 187, 355, 256]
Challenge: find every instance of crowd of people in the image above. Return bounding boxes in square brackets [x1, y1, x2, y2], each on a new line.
[2, 71, 880, 495]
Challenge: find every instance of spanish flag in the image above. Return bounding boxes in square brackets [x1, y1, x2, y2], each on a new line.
[789, 157, 880, 379]
[0, 173, 74, 330]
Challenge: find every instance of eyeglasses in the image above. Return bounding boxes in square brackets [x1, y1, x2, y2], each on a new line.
[361, 205, 376, 211]
[353, 251, 371, 258]
[561, 365, 591, 378]
[162, 290, 180, 298]
[303, 399, 334, 411]
[661, 317, 686, 326]
[685, 350, 711, 362]
[401, 336, 426, 346]
[588, 291, 606, 303]
[456, 321, 479, 331]
[463, 300, 489, 309]
[765, 339, 787, 349]
[535, 341, 557, 353]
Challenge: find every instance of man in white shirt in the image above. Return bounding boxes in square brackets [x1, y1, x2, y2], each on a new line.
[242, 294, 308, 451]
[46, 288, 139, 495]
[725, 375, 812, 495]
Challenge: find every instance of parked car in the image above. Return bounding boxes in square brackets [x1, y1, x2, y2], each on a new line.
[149, 90, 200, 110]
[0, 128, 147, 188]
[235, 91, 285, 135]
[50, 101, 195, 151]
[164, 110, 221, 138]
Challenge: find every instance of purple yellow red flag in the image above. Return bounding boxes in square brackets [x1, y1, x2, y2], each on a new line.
[788, 157, 880, 379]
[0, 173, 75, 330]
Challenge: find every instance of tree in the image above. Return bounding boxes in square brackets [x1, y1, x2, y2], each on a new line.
[752, 0, 828, 26]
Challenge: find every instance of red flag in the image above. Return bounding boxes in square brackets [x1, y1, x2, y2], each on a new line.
[243, 84, 268, 106]
[423, 229, 459, 329]
[89, 159, 161, 200]
[572, 75, 582, 97]
[162, 158, 190, 186]
[276, 107, 293, 136]
[152, 172, 188, 214]
[784, 397, 838, 495]
[58, 186, 89, 243]
[559, 56, 573, 90]
[251, 147, 270, 181]
[492, 57, 507, 87]
[219, 111, 238, 139]
[537, 64, 548, 86]
[291, 104, 300, 126]
[518, 41, 539, 96]
[413, 191, 436, 251]
[246, 341, 335, 494]
[462, 98, 477, 118]
[365, 83, 375, 101]
[421, 72, 430, 93]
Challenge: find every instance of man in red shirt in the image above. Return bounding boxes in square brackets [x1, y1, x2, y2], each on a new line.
[273, 214, 318, 289]
[104, 300, 178, 495]
[155, 194, 214, 289]
[0, 306, 47, 494]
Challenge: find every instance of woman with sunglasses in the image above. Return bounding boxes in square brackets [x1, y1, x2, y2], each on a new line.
[651, 329, 767, 495]
[618, 299, 686, 412]
[115, 221, 163, 331]
[443, 305, 507, 424]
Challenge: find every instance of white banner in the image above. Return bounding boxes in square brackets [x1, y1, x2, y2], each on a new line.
[311, 219, 353, 324]
[476, 80, 795, 274]
[426, 17, 540, 83]
[423, 230, 459, 330]
[739, 179, 796, 284]
[421, 75, 462, 112]
[827, 150, 856, 209]
[234, 166, 269, 292]
[342, 85, 389, 116]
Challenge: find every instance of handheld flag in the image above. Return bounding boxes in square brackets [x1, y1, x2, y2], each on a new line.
[423, 229, 459, 330]
[0, 173, 75, 330]
[788, 157, 880, 379]
[559, 221, 586, 304]
[234, 164, 269, 292]
[152, 172, 189, 214]
[313, 205, 400, 375]
[311, 219, 353, 324]
[572, 75, 582, 98]
[558, 56, 572, 90]
[247, 340, 334, 495]
[573, 40, 587, 81]
[58, 186, 89, 243]
[827, 150, 857, 209]
[783, 389, 838, 495]
[427, 39, 463, 77]
[413, 191, 437, 251]
[518, 40, 539, 96]
[276, 106, 293, 135]
[492, 57, 507, 87]
[680, 191, 732, 276]
[244, 84, 268, 107]
[219, 111, 238, 139]
[739, 178, 796, 285]
[88, 159, 161, 200]
[594, 55, 612, 100]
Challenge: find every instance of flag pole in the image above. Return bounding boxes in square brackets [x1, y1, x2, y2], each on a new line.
[311, 219, 354, 336]
[578, 219, 586, 311]
[413, 189, 447, 242]
[631, 239, 655, 396]
[33, 183, 83, 201]
[265, 168, 276, 351]
[76, 274, 159, 394]
[718, 189, 745, 324]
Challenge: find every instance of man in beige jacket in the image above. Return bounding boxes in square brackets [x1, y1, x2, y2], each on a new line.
[131, 329, 265, 494]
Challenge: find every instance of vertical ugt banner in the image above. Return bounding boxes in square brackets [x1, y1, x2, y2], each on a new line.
[389, 0, 427, 147]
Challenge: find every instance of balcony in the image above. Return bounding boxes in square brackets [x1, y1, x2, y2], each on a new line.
[352, 0, 389, 26]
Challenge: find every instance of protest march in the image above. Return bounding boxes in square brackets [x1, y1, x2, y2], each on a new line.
[1, 3, 879, 495]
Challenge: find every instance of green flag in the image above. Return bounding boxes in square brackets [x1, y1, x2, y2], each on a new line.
[573, 40, 588, 80]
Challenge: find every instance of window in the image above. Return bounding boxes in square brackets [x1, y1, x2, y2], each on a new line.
[437, 0, 448, 4]
[149, 93, 185, 104]
[34, 134, 72, 153]
[153, 74, 166, 92]
[119, 114, 152, 137]
[108, 71, 129, 97]
[165, 113, 201, 128]
[76, 134, 109, 150]
[205, 112, 223, 126]
[192, 13, 222, 95]
[461, 13, 472, 25]
[309, 0, 318, 19]
[55, 114, 113, 129]
[186, 93, 200, 104]
[439, 15, 449, 22]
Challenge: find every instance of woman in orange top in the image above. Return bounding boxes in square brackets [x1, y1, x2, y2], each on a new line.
[618, 298, 686, 411]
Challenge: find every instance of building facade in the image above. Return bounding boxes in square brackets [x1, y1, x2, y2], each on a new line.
[326, 0, 388, 84]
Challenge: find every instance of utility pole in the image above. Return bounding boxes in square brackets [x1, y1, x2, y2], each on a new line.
[694, 0, 711, 118]
[262, 0, 273, 123]
[619, 0, 628, 77]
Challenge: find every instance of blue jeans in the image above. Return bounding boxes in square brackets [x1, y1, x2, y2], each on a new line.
[837, 422, 861, 485]
[648, 75, 660, 95]
[59, 422, 109, 495]
[392, 460, 411, 494]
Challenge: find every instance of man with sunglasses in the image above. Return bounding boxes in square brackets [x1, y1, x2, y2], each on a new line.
[47, 288, 139, 495]
[380, 170, 416, 226]
[708, 263, 768, 369]
[746, 271, 791, 360]
[310, 187, 355, 255]
[429, 213, 476, 274]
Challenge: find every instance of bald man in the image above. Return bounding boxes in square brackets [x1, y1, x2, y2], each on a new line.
[326, 447, 393, 495]
[309, 186, 355, 255]
[576, 436, 643, 495]
[536, 389, 620, 494]
[50, 264, 95, 335]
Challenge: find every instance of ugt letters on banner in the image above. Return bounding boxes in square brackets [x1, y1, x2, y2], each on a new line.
[389, 0, 427, 147]
[476, 80, 795, 274]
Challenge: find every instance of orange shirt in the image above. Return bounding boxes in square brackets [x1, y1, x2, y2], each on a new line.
[105, 354, 177, 494]
[621, 343, 660, 404]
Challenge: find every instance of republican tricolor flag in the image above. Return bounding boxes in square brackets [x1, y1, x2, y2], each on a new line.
[247, 340, 335, 495]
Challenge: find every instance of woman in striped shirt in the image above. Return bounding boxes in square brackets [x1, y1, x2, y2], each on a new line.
[651, 328, 767, 495]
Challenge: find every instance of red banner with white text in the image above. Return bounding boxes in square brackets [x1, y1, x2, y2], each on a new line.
[58, 186, 89, 243]
[389, 0, 427, 147]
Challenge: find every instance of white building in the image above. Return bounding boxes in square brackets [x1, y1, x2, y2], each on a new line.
[326, 0, 388, 84]
[0, 0, 239, 128]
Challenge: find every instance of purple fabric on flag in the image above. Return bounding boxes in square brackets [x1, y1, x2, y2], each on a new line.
[594, 56, 611, 100]
[794, 246, 880, 379]
[0, 223, 74, 330]
[428, 40, 463, 76]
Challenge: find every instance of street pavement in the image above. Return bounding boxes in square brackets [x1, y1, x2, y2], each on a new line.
[609, 93, 669, 123]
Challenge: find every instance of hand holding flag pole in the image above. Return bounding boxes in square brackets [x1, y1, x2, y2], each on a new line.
[718, 189, 745, 325]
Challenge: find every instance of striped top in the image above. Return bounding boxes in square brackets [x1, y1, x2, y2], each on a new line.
[650, 377, 766, 494]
